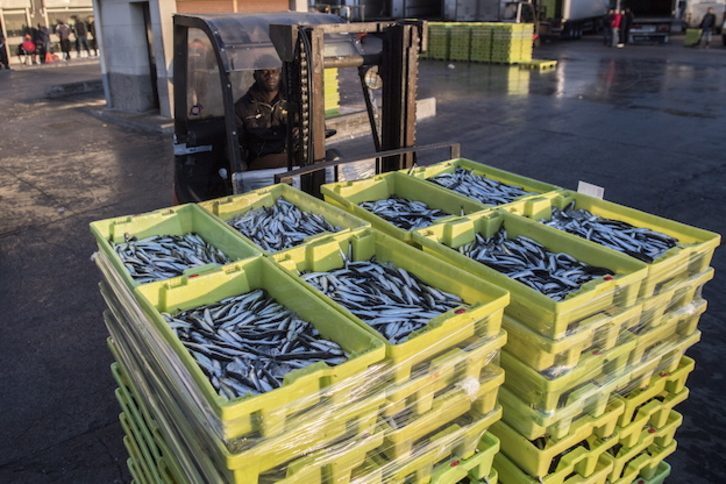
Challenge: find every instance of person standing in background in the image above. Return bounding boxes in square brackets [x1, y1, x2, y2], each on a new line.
[611, 9, 623, 47]
[0, 24, 10, 70]
[73, 16, 91, 57]
[621, 8, 634, 45]
[36, 24, 51, 63]
[87, 16, 98, 56]
[56, 20, 72, 60]
[603, 9, 615, 46]
[698, 7, 716, 48]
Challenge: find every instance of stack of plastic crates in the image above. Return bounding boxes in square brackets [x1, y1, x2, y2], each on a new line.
[91, 185, 510, 483]
[449, 23, 473, 61]
[409, 163, 719, 484]
[427, 22, 451, 60]
[470, 23, 496, 63]
[490, 24, 532, 65]
[324, 68, 340, 117]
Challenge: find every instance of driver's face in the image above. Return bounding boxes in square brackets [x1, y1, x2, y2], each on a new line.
[255, 68, 281, 93]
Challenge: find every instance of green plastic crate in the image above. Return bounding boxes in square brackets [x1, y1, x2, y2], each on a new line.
[134, 256, 387, 442]
[503, 304, 642, 373]
[427, 23, 451, 60]
[382, 333, 506, 418]
[271, 228, 510, 383]
[90, 204, 261, 290]
[413, 210, 649, 340]
[503, 190, 721, 299]
[198, 183, 370, 256]
[491, 397, 623, 478]
[636, 461, 671, 484]
[321, 171, 486, 243]
[494, 449, 614, 484]
[404, 158, 560, 209]
[500, 331, 636, 414]
[684, 28, 702, 46]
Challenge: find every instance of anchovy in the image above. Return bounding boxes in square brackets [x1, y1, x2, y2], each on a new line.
[227, 198, 342, 252]
[112, 233, 232, 283]
[541, 202, 679, 263]
[161, 289, 349, 400]
[358, 196, 453, 231]
[429, 167, 538, 206]
[458, 226, 614, 301]
[301, 254, 467, 344]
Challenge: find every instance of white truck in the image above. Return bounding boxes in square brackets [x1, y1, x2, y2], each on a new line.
[628, 0, 722, 43]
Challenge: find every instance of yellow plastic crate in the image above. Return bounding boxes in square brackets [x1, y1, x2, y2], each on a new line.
[404, 158, 560, 209]
[615, 356, 695, 427]
[382, 333, 506, 418]
[494, 450, 614, 484]
[497, 377, 627, 441]
[491, 397, 623, 478]
[503, 304, 642, 373]
[90, 204, 261, 289]
[257, 428, 385, 484]
[271, 228, 510, 383]
[198, 184, 369, 256]
[500, 331, 635, 414]
[413, 210, 648, 340]
[608, 412, 681, 484]
[377, 407, 502, 478]
[134, 256, 388, 442]
[380, 378, 503, 461]
[321, 171, 486, 243]
[124, 435, 152, 484]
[504, 190, 721, 299]
[615, 386, 689, 448]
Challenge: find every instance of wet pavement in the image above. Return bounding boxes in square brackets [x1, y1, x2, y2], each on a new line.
[0, 34, 724, 483]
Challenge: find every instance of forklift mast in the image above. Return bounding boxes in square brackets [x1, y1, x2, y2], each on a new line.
[269, 20, 425, 198]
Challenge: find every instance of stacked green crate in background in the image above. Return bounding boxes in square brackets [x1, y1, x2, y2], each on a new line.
[427, 22, 451, 60]
[324, 67, 340, 117]
[449, 23, 473, 61]
[427, 22, 533, 65]
[470, 23, 496, 63]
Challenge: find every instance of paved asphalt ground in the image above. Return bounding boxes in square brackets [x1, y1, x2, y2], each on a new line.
[0, 34, 724, 483]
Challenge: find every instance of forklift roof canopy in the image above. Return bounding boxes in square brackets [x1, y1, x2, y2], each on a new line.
[174, 12, 361, 72]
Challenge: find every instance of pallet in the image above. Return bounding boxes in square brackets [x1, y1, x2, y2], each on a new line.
[519, 59, 557, 70]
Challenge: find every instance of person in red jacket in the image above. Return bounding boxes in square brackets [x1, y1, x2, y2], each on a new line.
[611, 10, 623, 47]
[20, 34, 37, 65]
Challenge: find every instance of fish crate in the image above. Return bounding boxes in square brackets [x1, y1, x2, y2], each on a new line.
[499, 331, 635, 415]
[378, 403, 502, 470]
[378, 382, 502, 462]
[684, 28, 702, 46]
[427, 23, 451, 60]
[497, 378, 626, 441]
[614, 386, 689, 449]
[491, 397, 623, 479]
[120, 412, 166, 484]
[404, 158, 560, 209]
[133, 256, 388, 442]
[413, 210, 649, 340]
[448, 23, 472, 61]
[382, 333, 506, 418]
[614, 356, 695, 428]
[90, 204, 261, 290]
[607, 413, 681, 484]
[503, 304, 642, 373]
[636, 460, 671, 484]
[198, 183, 369, 257]
[503, 190, 721, 299]
[254, 428, 385, 484]
[124, 434, 154, 484]
[366, 431, 500, 484]
[493, 449, 614, 484]
[321, 171, 486, 244]
[270, 228, 510, 383]
[470, 24, 495, 63]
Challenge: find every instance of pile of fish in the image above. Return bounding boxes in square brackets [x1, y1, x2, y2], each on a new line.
[162, 288, 348, 400]
[429, 167, 537, 206]
[227, 198, 342, 252]
[458, 227, 614, 301]
[113, 233, 232, 284]
[301, 256, 467, 344]
[359, 196, 453, 230]
[541, 202, 679, 263]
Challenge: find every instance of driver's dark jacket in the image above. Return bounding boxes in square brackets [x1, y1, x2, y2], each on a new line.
[234, 84, 289, 170]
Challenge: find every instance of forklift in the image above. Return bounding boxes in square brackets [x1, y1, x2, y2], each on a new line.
[172, 12, 459, 204]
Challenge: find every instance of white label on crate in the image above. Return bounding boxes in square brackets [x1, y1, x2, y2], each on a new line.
[577, 181, 605, 199]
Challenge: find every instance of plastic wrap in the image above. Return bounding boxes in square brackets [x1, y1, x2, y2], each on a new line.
[92, 164, 719, 484]
[93, 227, 508, 483]
[320, 171, 486, 243]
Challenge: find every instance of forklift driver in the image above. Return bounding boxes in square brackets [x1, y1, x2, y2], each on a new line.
[234, 56, 298, 192]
